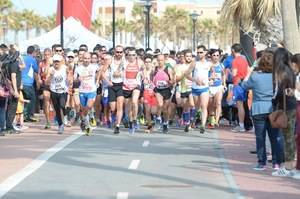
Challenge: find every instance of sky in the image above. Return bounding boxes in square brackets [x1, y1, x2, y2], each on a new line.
[11, 0, 224, 17]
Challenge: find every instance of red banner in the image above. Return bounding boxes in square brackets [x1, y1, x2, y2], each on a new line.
[56, 0, 93, 29]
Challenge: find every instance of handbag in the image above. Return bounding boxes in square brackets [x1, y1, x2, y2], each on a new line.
[269, 91, 288, 129]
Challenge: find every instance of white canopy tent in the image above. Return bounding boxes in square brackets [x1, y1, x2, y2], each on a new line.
[20, 17, 112, 52]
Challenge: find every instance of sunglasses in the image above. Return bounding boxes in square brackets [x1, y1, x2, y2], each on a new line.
[128, 54, 136, 56]
[116, 51, 123, 54]
[68, 56, 74, 59]
[197, 51, 204, 54]
[56, 49, 63, 52]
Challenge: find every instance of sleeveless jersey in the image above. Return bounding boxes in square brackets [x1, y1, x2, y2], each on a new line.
[153, 67, 170, 89]
[192, 61, 211, 89]
[50, 65, 68, 93]
[74, 64, 98, 93]
[109, 57, 124, 83]
[123, 60, 141, 90]
[175, 64, 192, 93]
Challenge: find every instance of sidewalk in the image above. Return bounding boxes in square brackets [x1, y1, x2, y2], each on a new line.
[218, 126, 300, 199]
[0, 114, 80, 183]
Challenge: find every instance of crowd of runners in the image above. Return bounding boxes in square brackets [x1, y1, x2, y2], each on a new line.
[0, 42, 300, 178]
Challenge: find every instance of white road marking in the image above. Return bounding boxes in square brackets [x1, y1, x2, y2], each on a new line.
[0, 132, 83, 198]
[142, 140, 150, 147]
[117, 192, 129, 199]
[128, 160, 140, 170]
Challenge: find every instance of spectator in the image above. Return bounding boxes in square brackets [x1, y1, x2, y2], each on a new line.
[272, 47, 296, 177]
[22, 45, 40, 122]
[242, 49, 284, 171]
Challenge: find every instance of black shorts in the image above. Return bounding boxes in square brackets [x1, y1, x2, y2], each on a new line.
[123, 87, 141, 99]
[97, 85, 102, 95]
[180, 91, 192, 98]
[40, 84, 50, 92]
[154, 87, 172, 101]
[109, 83, 123, 102]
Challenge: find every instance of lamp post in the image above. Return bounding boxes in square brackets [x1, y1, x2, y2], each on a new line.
[112, 0, 116, 49]
[60, 0, 64, 48]
[190, 11, 200, 52]
[144, 0, 152, 49]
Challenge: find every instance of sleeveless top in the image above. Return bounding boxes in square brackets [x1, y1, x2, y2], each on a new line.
[175, 64, 193, 93]
[192, 61, 210, 89]
[109, 57, 124, 83]
[123, 60, 141, 90]
[209, 63, 223, 87]
[50, 65, 68, 93]
[39, 60, 49, 84]
[153, 67, 170, 89]
[74, 64, 98, 93]
[143, 70, 155, 91]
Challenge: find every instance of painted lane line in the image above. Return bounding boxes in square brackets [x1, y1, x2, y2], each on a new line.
[213, 132, 245, 199]
[142, 140, 150, 147]
[128, 160, 140, 170]
[0, 132, 83, 198]
[117, 192, 129, 199]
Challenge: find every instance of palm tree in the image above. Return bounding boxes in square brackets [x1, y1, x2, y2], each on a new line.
[44, 14, 57, 32]
[0, 0, 13, 41]
[7, 10, 24, 43]
[91, 17, 102, 36]
[197, 18, 218, 49]
[281, 0, 300, 53]
[115, 18, 127, 45]
[221, 0, 280, 63]
[160, 6, 189, 50]
[130, 3, 145, 45]
[21, 9, 36, 40]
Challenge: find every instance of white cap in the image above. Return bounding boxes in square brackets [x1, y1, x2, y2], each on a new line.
[162, 47, 170, 55]
[67, 51, 75, 57]
[146, 50, 153, 55]
[53, 54, 63, 61]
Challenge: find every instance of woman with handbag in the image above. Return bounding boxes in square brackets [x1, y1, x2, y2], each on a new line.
[242, 49, 284, 171]
[272, 48, 297, 177]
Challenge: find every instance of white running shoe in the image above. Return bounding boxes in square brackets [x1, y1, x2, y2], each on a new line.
[272, 167, 291, 177]
[231, 126, 246, 133]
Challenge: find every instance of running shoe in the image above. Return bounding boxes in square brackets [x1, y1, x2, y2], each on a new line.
[155, 118, 162, 130]
[253, 164, 266, 171]
[231, 126, 246, 133]
[58, 125, 64, 134]
[114, 126, 120, 134]
[272, 167, 291, 177]
[199, 125, 205, 134]
[272, 164, 280, 171]
[129, 127, 135, 134]
[44, 122, 51, 129]
[90, 118, 97, 127]
[184, 124, 189, 133]
[162, 124, 168, 134]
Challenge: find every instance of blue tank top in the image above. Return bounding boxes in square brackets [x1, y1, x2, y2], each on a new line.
[209, 63, 223, 87]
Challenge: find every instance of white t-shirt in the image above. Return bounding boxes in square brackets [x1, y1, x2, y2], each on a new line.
[295, 74, 300, 101]
[74, 64, 98, 93]
[50, 65, 68, 93]
[192, 60, 211, 89]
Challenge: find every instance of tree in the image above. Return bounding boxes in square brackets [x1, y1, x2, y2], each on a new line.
[281, 0, 300, 53]
[0, 0, 13, 41]
[91, 17, 102, 36]
[7, 10, 24, 43]
[21, 9, 36, 40]
[221, 0, 280, 64]
[129, 3, 145, 45]
[115, 18, 127, 45]
[160, 6, 189, 50]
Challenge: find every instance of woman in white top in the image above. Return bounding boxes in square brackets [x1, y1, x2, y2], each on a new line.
[46, 54, 70, 134]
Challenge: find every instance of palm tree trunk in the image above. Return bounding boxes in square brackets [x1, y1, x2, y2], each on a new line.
[240, 28, 254, 65]
[26, 28, 30, 40]
[281, 0, 300, 53]
[14, 30, 19, 44]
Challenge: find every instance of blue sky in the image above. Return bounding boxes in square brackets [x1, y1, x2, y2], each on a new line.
[11, 0, 223, 17]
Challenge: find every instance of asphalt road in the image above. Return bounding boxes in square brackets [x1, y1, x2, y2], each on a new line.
[2, 126, 240, 199]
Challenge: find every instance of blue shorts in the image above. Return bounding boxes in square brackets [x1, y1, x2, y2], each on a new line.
[232, 85, 246, 102]
[79, 92, 97, 107]
[192, 87, 209, 97]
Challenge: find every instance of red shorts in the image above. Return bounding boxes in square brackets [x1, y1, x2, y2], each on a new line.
[144, 89, 157, 106]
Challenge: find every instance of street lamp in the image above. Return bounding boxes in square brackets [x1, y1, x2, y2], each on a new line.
[190, 11, 200, 52]
[112, 0, 116, 49]
[144, 0, 152, 49]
